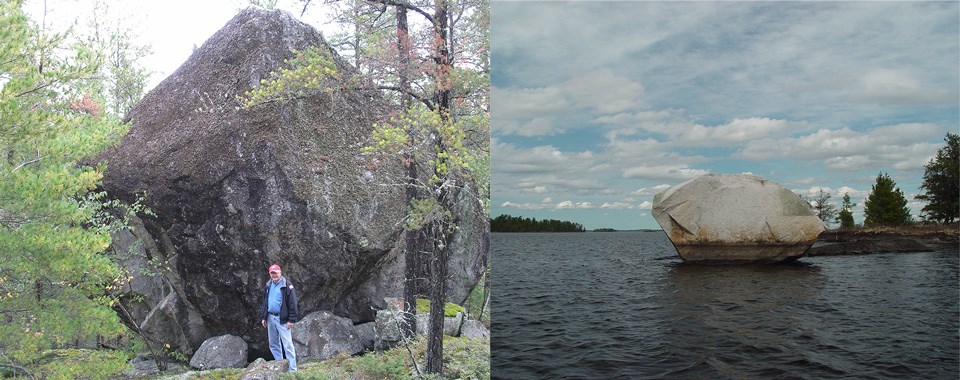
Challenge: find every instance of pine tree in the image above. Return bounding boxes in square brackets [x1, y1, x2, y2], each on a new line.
[863, 173, 912, 227]
[915, 132, 959, 224]
[0, 2, 132, 375]
[811, 188, 838, 224]
[836, 192, 856, 229]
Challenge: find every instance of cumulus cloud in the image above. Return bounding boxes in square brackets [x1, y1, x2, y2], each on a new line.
[674, 118, 806, 147]
[500, 201, 548, 210]
[737, 123, 944, 171]
[836, 186, 868, 198]
[631, 184, 671, 196]
[555, 200, 594, 209]
[600, 202, 634, 209]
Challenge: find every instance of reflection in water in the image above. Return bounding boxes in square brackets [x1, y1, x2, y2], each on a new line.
[658, 263, 830, 378]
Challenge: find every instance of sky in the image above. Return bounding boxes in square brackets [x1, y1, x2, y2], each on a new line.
[491, 1, 959, 231]
[22, 0, 339, 91]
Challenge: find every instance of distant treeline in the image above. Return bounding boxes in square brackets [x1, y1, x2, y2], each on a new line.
[490, 214, 586, 232]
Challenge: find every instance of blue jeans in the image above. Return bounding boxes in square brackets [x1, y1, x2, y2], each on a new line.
[267, 314, 297, 372]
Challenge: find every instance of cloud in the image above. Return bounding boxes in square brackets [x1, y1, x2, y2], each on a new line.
[555, 200, 594, 209]
[737, 123, 944, 171]
[676, 118, 805, 147]
[492, 70, 646, 137]
[836, 186, 868, 198]
[622, 166, 710, 180]
[600, 202, 633, 209]
[500, 201, 548, 210]
[846, 68, 959, 105]
[631, 184, 672, 196]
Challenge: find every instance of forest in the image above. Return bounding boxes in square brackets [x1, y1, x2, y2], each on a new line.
[490, 214, 586, 232]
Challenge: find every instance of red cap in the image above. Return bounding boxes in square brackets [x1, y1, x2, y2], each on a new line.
[268, 264, 281, 273]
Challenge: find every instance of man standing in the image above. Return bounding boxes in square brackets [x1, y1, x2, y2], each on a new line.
[259, 264, 298, 372]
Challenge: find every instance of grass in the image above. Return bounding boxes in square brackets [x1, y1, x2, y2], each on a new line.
[168, 336, 489, 380]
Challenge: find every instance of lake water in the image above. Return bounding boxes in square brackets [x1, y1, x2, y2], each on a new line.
[491, 231, 959, 379]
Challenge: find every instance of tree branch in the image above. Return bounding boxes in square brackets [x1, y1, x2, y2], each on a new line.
[367, 0, 435, 25]
[370, 85, 435, 111]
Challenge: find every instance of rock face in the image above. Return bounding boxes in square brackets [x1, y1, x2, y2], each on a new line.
[97, 8, 487, 355]
[189, 334, 249, 369]
[652, 174, 825, 263]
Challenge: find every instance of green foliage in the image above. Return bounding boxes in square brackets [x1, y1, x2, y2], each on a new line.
[441, 336, 490, 380]
[0, 1, 134, 374]
[248, 0, 279, 10]
[31, 349, 131, 380]
[811, 188, 838, 224]
[490, 214, 586, 232]
[836, 193, 856, 228]
[345, 350, 409, 379]
[417, 298, 465, 318]
[916, 132, 959, 224]
[284, 336, 489, 380]
[463, 269, 489, 321]
[863, 173, 912, 227]
[84, 0, 152, 117]
[239, 47, 342, 108]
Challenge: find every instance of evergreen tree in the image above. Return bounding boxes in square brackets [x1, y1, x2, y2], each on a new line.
[863, 173, 912, 227]
[811, 188, 838, 224]
[836, 192, 856, 229]
[490, 214, 585, 232]
[915, 132, 959, 224]
[0, 1, 133, 375]
[85, 0, 152, 117]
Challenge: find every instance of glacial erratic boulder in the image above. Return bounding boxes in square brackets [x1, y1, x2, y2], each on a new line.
[652, 174, 825, 263]
[189, 334, 249, 370]
[97, 7, 487, 356]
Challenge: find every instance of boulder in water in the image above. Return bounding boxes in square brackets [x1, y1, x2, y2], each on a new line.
[652, 174, 825, 263]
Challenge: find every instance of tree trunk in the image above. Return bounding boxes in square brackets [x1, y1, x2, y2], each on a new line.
[425, 221, 448, 373]
[397, 3, 419, 341]
[425, 1, 451, 373]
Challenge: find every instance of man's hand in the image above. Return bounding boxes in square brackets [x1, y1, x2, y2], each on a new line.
[261, 319, 266, 328]
[286, 322, 292, 329]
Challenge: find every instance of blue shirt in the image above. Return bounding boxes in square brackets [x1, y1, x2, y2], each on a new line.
[267, 278, 284, 314]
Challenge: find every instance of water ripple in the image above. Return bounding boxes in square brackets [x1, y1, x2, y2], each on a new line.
[491, 232, 959, 379]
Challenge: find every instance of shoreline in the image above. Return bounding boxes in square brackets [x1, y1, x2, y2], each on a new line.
[808, 226, 959, 256]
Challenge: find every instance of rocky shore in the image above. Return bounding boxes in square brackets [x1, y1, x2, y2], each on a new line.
[806, 227, 959, 256]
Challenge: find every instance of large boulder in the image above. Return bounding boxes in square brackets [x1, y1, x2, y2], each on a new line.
[291, 311, 364, 360]
[652, 174, 825, 263]
[189, 334, 249, 369]
[98, 7, 487, 356]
